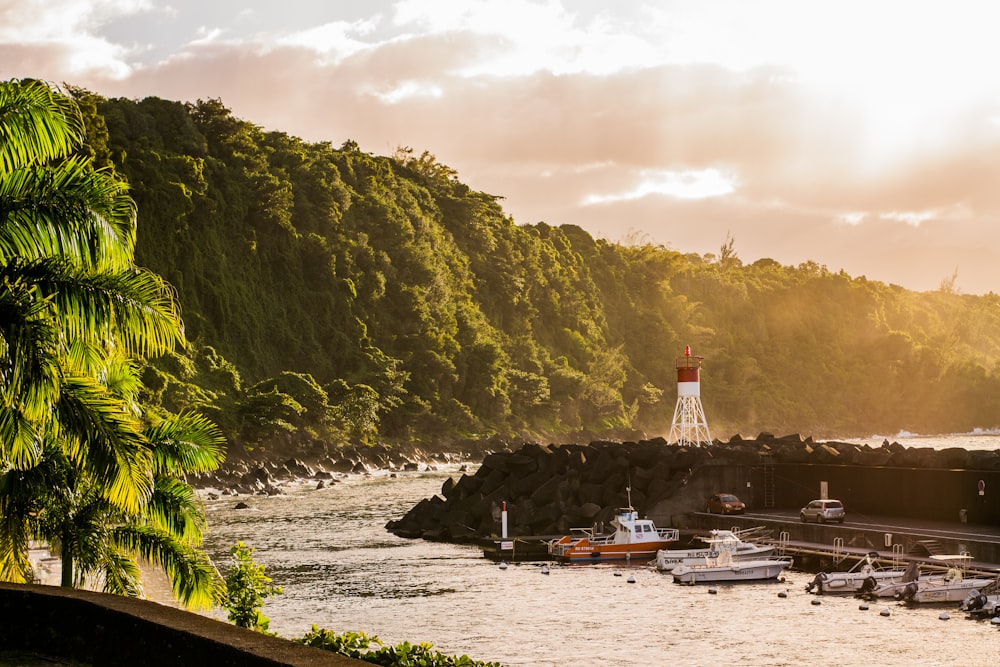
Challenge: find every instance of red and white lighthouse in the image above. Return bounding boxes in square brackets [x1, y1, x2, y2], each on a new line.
[667, 346, 712, 446]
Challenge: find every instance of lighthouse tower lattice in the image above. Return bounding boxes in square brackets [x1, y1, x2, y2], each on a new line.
[667, 346, 712, 446]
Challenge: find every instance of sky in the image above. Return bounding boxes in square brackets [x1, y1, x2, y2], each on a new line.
[2, 0, 999, 295]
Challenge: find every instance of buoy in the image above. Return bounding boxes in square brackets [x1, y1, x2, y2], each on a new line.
[777, 591, 787, 598]
[541, 565, 550, 575]
[499, 561, 508, 570]
[991, 616, 1000, 625]
[939, 612, 950, 621]
[859, 604, 869, 611]
[708, 587, 718, 594]
[811, 599, 821, 606]
[613, 571, 622, 577]
[880, 609, 891, 617]
[627, 575, 636, 584]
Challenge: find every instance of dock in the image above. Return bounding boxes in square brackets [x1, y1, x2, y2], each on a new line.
[481, 511, 1000, 577]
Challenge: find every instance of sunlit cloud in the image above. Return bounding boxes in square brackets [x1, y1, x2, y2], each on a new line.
[277, 18, 381, 63]
[838, 212, 867, 226]
[391, 0, 658, 77]
[367, 80, 444, 104]
[880, 211, 936, 227]
[583, 168, 737, 205]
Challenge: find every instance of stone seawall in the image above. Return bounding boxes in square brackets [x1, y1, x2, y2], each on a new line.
[0, 583, 362, 666]
[385, 434, 1000, 542]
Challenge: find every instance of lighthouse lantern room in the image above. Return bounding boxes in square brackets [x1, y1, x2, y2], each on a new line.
[667, 346, 712, 446]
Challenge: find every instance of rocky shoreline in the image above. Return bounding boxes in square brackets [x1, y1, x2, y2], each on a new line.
[188, 437, 510, 496]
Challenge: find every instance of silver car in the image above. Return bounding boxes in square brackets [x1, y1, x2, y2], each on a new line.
[800, 499, 845, 523]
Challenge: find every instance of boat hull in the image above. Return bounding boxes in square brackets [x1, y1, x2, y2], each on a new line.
[551, 540, 676, 563]
[808, 570, 906, 595]
[655, 545, 775, 572]
[872, 577, 998, 603]
[671, 560, 790, 584]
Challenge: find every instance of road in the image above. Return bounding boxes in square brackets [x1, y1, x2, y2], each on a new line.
[739, 509, 1000, 543]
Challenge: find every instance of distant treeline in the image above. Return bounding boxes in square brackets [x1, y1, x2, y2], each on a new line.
[71, 89, 1000, 453]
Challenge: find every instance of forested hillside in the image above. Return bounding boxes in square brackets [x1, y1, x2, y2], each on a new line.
[71, 89, 1000, 453]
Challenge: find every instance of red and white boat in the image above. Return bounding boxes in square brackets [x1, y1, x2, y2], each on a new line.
[547, 506, 679, 563]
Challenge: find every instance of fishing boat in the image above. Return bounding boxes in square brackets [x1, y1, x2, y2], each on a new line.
[547, 506, 679, 563]
[862, 555, 999, 603]
[805, 552, 909, 595]
[654, 527, 774, 573]
[670, 546, 792, 584]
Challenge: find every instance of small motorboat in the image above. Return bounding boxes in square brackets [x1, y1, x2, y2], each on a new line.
[548, 505, 679, 563]
[959, 580, 1000, 618]
[863, 555, 998, 603]
[805, 552, 909, 595]
[670, 546, 792, 585]
[654, 527, 774, 573]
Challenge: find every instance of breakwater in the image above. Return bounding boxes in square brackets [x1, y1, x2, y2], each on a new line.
[385, 433, 1000, 543]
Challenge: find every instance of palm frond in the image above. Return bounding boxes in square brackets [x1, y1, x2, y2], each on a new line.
[145, 411, 226, 475]
[0, 407, 44, 469]
[0, 79, 83, 175]
[0, 156, 136, 266]
[54, 374, 153, 514]
[99, 548, 143, 598]
[0, 464, 48, 583]
[147, 475, 207, 543]
[10, 258, 184, 358]
[113, 524, 223, 610]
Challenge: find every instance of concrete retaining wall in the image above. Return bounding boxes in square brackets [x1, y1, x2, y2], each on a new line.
[0, 583, 362, 666]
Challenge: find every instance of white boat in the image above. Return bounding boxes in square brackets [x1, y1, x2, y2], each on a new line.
[865, 555, 999, 603]
[547, 506, 679, 563]
[804, 552, 909, 595]
[654, 528, 774, 573]
[670, 546, 792, 584]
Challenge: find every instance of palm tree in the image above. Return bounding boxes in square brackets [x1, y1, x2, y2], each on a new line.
[0, 407, 225, 608]
[0, 79, 182, 487]
[0, 79, 224, 607]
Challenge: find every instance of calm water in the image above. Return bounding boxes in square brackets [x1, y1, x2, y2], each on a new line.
[199, 433, 1000, 667]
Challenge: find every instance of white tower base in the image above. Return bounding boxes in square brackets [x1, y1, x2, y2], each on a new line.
[667, 395, 712, 446]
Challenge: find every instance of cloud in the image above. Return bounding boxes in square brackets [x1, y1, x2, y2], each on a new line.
[2, 0, 998, 294]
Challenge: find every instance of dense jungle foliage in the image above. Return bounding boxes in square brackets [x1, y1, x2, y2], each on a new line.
[69, 89, 1000, 453]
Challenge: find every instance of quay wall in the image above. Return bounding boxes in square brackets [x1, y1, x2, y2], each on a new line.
[652, 461, 1000, 525]
[0, 583, 362, 667]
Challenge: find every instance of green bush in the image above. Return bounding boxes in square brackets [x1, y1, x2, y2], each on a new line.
[220, 542, 283, 632]
[297, 626, 502, 666]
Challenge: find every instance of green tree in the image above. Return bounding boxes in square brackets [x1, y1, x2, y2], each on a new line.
[221, 541, 283, 631]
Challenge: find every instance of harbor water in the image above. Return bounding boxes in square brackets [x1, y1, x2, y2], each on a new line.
[199, 433, 1000, 667]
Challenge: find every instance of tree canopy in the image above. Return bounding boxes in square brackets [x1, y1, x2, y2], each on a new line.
[66, 89, 1000, 449]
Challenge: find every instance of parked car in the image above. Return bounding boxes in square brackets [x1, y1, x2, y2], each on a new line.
[800, 499, 845, 523]
[705, 493, 745, 515]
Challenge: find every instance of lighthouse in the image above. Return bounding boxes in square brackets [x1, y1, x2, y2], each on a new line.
[667, 346, 712, 446]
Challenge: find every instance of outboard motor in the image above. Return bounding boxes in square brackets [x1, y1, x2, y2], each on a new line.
[806, 572, 827, 594]
[897, 581, 919, 603]
[855, 575, 879, 598]
[961, 591, 986, 612]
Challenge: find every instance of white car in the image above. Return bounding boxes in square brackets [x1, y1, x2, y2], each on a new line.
[800, 499, 845, 523]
